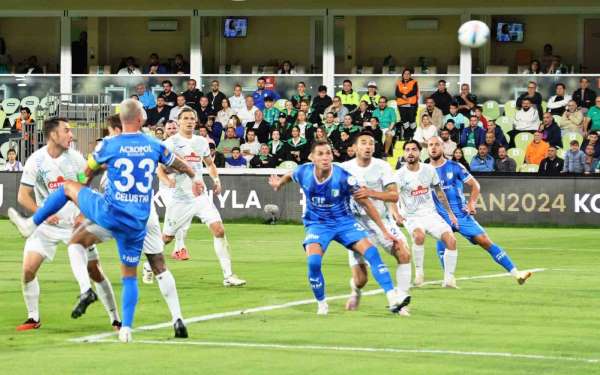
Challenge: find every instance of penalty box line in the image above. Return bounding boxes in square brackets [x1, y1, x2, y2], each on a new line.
[69, 268, 546, 344]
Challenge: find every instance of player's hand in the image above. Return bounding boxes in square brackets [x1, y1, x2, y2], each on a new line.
[352, 187, 372, 200]
[268, 175, 282, 191]
[449, 213, 459, 229]
[192, 180, 205, 197]
[383, 230, 398, 246]
[466, 201, 477, 215]
[393, 213, 405, 226]
[45, 214, 60, 225]
[213, 180, 222, 195]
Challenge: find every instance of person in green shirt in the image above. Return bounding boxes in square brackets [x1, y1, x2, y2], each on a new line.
[584, 97, 600, 133]
[280, 100, 298, 124]
[290, 81, 312, 109]
[217, 127, 241, 158]
[372, 96, 398, 156]
[272, 112, 291, 141]
[337, 114, 361, 143]
[360, 81, 381, 111]
[286, 126, 309, 164]
[263, 96, 280, 126]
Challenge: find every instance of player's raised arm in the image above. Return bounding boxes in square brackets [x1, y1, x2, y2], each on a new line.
[433, 183, 458, 228]
[463, 176, 480, 215]
[353, 183, 399, 203]
[268, 172, 293, 191]
[203, 155, 222, 194]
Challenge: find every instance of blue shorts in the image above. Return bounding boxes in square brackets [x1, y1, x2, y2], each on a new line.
[303, 219, 369, 251]
[439, 210, 486, 244]
[78, 187, 147, 267]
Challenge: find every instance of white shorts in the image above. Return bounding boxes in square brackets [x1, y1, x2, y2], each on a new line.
[348, 217, 408, 267]
[403, 212, 453, 241]
[24, 223, 99, 262]
[163, 194, 222, 236]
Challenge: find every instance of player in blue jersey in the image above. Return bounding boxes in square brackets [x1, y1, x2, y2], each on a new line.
[426, 136, 532, 285]
[8, 99, 202, 342]
[268, 139, 409, 315]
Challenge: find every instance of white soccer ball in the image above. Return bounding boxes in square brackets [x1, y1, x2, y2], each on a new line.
[458, 20, 490, 48]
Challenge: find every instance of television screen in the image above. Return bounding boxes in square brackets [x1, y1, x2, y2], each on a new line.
[224, 18, 248, 38]
[496, 22, 524, 42]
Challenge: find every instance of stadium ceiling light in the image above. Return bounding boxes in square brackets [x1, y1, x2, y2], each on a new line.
[15, 77, 26, 81]
[17, 83, 27, 87]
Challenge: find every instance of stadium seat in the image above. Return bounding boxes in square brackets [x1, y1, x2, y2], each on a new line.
[278, 160, 298, 170]
[382, 65, 403, 75]
[556, 148, 565, 159]
[8, 113, 19, 126]
[415, 104, 426, 126]
[485, 65, 509, 74]
[88, 65, 111, 74]
[496, 116, 514, 135]
[251, 65, 276, 74]
[274, 99, 287, 111]
[461, 147, 477, 164]
[351, 66, 374, 74]
[446, 65, 459, 74]
[517, 65, 529, 74]
[553, 115, 562, 127]
[294, 65, 306, 74]
[482, 100, 500, 121]
[0, 111, 6, 128]
[507, 148, 525, 167]
[504, 100, 517, 120]
[562, 132, 583, 148]
[20, 96, 40, 111]
[1, 98, 21, 115]
[515, 132, 534, 150]
[218, 65, 242, 74]
[520, 164, 539, 173]
[0, 140, 19, 159]
[541, 101, 547, 113]
[413, 66, 437, 74]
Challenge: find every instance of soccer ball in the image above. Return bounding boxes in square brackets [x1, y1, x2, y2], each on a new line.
[458, 20, 490, 48]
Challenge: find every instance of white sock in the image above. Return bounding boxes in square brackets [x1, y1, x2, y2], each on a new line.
[385, 289, 397, 306]
[213, 236, 233, 278]
[156, 270, 183, 323]
[68, 244, 91, 294]
[23, 278, 40, 321]
[95, 278, 120, 322]
[412, 244, 425, 276]
[510, 268, 519, 277]
[349, 277, 361, 297]
[443, 249, 458, 279]
[396, 263, 412, 296]
[174, 228, 187, 251]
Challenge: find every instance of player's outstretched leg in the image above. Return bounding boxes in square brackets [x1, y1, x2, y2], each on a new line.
[209, 222, 246, 287]
[441, 232, 458, 288]
[17, 252, 43, 331]
[473, 235, 532, 285]
[411, 229, 426, 287]
[306, 244, 328, 315]
[67, 243, 98, 319]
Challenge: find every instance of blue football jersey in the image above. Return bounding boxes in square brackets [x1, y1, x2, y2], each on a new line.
[92, 132, 175, 227]
[293, 163, 359, 225]
[433, 160, 473, 218]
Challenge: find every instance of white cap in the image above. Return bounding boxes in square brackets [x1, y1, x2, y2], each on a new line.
[367, 81, 377, 87]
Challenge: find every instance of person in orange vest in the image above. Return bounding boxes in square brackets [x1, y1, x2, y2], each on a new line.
[14, 107, 34, 133]
[395, 68, 419, 140]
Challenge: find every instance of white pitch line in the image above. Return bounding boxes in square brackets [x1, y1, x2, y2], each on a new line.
[92, 339, 599, 364]
[69, 268, 546, 343]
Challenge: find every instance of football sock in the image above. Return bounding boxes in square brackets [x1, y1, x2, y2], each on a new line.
[175, 228, 187, 251]
[213, 236, 233, 278]
[487, 243, 516, 273]
[363, 246, 394, 293]
[67, 244, 91, 294]
[443, 249, 458, 280]
[436, 240, 446, 268]
[121, 276, 138, 328]
[95, 278, 120, 322]
[156, 270, 183, 323]
[412, 244, 425, 275]
[396, 263, 412, 296]
[307, 254, 325, 301]
[23, 277, 40, 321]
[32, 185, 68, 225]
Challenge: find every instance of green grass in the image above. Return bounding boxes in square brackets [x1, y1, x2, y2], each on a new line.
[1, 221, 599, 374]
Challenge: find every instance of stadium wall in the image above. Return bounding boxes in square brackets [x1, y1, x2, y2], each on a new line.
[1, 172, 599, 227]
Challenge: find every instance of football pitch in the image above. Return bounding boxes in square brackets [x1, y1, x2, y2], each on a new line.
[1, 221, 598, 374]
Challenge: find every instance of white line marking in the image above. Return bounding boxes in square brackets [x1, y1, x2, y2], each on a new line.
[69, 268, 545, 343]
[92, 339, 599, 364]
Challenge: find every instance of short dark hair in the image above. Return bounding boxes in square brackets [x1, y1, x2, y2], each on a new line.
[310, 139, 332, 153]
[7, 148, 16, 155]
[354, 130, 375, 144]
[162, 80, 172, 86]
[178, 107, 197, 120]
[257, 76, 266, 82]
[438, 79, 447, 84]
[403, 140, 421, 151]
[246, 128, 255, 134]
[20, 107, 31, 114]
[177, 94, 185, 98]
[556, 83, 565, 89]
[232, 147, 241, 152]
[570, 140, 580, 146]
[107, 114, 122, 131]
[343, 79, 352, 85]
[43, 117, 68, 138]
[318, 85, 327, 92]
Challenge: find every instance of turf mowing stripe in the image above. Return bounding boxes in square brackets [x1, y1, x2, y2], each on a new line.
[92, 339, 599, 364]
[68, 268, 545, 344]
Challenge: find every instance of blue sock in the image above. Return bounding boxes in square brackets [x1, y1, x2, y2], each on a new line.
[307, 254, 325, 301]
[363, 246, 394, 293]
[436, 240, 446, 269]
[487, 243, 515, 272]
[121, 276, 138, 328]
[32, 185, 69, 225]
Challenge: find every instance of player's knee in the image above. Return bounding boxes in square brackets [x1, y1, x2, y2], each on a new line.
[22, 267, 36, 283]
[87, 261, 104, 282]
[413, 232, 425, 245]
[211, 224, 225, 238]
[147, 254, 166, 274]
[445, 236, 457, 250]
[397, 249, 411, 264]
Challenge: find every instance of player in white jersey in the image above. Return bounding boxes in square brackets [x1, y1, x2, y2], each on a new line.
[340, 131, 412, 314]
[394, 140, 459, 288]
[158, 107, 246, 287]
[14, 117, 120, 331]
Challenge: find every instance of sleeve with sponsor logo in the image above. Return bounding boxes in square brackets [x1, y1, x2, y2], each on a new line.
[158, 141, 175, 167]
[20, 154, 37, 187]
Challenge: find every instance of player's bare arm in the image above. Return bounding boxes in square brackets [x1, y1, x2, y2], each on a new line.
[464, 177, 480, 215]
[203, 155, 222, 194]
[353, 183, 399, 203]
[157, 165, 175, 188]
[388, 199, 405, 225]
[355, 195, 396, 244]
[434, 184, 459, 228]
[170, 155, 204, 196]
[268, 173, 293, 191]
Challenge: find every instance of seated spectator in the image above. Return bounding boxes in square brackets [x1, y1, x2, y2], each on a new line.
[338, 114, 361, 142]
[117, 56, 141, 75]
[21, 56, 43, 74]
[281, 100, 298, 124]
[495, 146, 516, 173]
[286, 126, 309, 164]
[240, 129, 261, 162]
[583, 144, 599, 174]
[372, 96, 397, 132]
[524, 59, 542, 74]
[197, 125, 215, 145]
[237, 96, 258, 126]
[439, 128, 457, 159]
[146, 96, 171, 127]
[516, 81, 543, 119]
[294, 110, 315, 141]
[444, 103, 467, 129]
[584, 97, 600, 134]
[581, 131, 600, 158]
[216, 98, 236, 128]
[208, 143, 225, 168]
[263, 96, 280, 125]
[205, 116, 223, 146]
[561, 100, 584, 134]
[572, 77, 597, 112]
[225, 147, 247, 168]
[538, 146, 564, 176]
[460, 115, 486, 148]
[454, 83, 477, 117]
[154, 127, 165, 139]
[268, 129, 288, 164]
[312, 126, 330, 145]
[486, 120, 508, 147]
[207, 80, 227, 112]
[135, 83, 156, 110]
[298, 101, 314, 125]
[321, 112, 339, 143]
[333, 130, 353, 162]
[444, 119, 461, 145]
[4, 148, 22, 171]
[229, 84, 245, 113]
[360, 81, 381, 111]
[547, 83, 571, 116]
[14, 107, 34, 133]
[525, 131, 549, 165]
[310, 85, 332, 124]
[253, 76, 280, 110]
[562, 140, 586, 173]
[169, 95, 187, 121]
[539, 112, 562, 148]
[272, 113, 290, 141]
[363, 117, 384, 158]
[183, 79, 202, 112]
[171, 54, 189, 74]
[431, 79, 453, 115]
[164, 120, 178, 138]
[324, 96, 348, 124]
[291, 82, 311, 109]
[278, 60, 295, 74]
[144, 53, 168, 74]
[451, 148, 470, 171]
[470, 144, 495, 172]
[246, 110, 270, 144]
[510, 98, 540, 144]
[545, 55, 568, 74]
[250, 144, 277, 168]
[352, 100, 372, 126]
[159, 80, 177, 107]
[217, 127, 241, 158]
[473, 106, 489, 129]
[413, 113, 438, 148]
[484, 132, 500, 159]
[424, 97, 444, 129]
[197, 96, 215, 125]
[336, 79, 360, 112]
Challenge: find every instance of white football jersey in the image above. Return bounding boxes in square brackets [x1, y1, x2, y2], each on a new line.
[341, 158, 396, 220]
[21, 146, 86, 228]
[395, 162, 440, 217]
[163, 133, 210, 202]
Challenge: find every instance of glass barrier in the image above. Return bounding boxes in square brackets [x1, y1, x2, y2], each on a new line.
[199, 75, 324, 101]
[0, 74, 60, 103]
